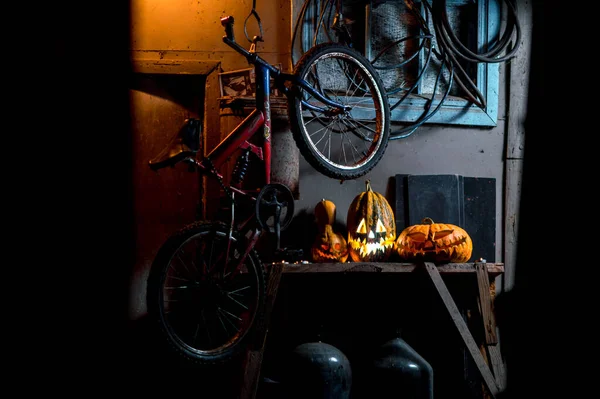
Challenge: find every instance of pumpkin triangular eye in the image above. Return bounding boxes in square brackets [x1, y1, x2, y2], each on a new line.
[433, 229, 454, 239]
[406, 232, 428, 242]
[356, 218, 367, 234]
[376, 219, 386, 233]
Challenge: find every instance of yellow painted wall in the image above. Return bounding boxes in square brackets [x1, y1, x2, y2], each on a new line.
[128, 1, 293, 320]
[131, 0, 292, 72]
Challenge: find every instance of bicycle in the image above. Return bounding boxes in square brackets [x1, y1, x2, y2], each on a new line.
[145, 13, 390, 366]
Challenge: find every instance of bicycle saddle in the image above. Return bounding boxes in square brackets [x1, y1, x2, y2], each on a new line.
[149, 118, 202, 171]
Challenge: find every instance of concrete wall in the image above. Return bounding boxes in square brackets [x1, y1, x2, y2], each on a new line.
[293, 116, 507, 257]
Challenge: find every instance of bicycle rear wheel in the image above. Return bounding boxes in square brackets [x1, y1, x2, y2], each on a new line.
[288, 43, 391, 180]
[146, 221, 265, 365]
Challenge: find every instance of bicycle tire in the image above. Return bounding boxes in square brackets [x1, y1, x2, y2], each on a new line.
[146, 221, 265, 365]
[288, 43, 391, 180]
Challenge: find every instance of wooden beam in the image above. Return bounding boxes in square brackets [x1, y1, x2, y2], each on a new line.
[476, 263, 498, 344]
[487, 345, 506, 392]
[421, 262, 499, 398]
[282, 262, 504, 278]
[240, 263, 284, 399]
[476, 262, 508, 392]
[132, 59, 220, 75]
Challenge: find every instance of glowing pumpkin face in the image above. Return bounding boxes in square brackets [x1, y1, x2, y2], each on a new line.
[394, 217, 473, 263]
[311, 199, 349, 263]
[347, 181, 396, 262]
[311, 224, 349, 263]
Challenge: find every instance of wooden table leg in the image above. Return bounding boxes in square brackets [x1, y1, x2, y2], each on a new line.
[475, 262, 506, 392]
[240, 262, 284, 399]
[421, 262, 500, 398]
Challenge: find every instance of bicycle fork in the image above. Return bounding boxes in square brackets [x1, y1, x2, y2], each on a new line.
[222, 191, 263, 280]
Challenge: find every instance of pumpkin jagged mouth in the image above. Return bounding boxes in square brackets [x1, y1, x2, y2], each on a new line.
[349, 237, 394, 257]
[397, 239, 470, 257]
[314, 251, 345, 260]
[400, 236, 469, 251]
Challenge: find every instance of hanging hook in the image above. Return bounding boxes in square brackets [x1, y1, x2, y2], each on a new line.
[244, 0, 264, 44]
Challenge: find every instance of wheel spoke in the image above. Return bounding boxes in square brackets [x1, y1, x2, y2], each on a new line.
[341, 126, 365, 162]
[175, 252, 196, 278]
[219, 306, 243, 322]
[167, 275, 192, 283]
[169, 253, 197, 282]
[216, 308, 231, 336]
[228, 285, 251, 295]
[310, 121, 332, 146]
[335, 118, 349, 165]
[225, 293, 249, 310]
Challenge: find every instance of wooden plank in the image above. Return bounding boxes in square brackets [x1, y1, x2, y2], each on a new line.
[240, 263, 284, 399]
[476, 261, 507, 396]
[476, 263, 498, 344]
[200, 69, 222, 220]
[479, 343, 492, 399]
[282, 262, 505, 278]
[422, 262, 499, 398]
[504, 1, 532, 293]
[506, 1, 532, 161]
[503, 158, 522, 291]
[487, 344, 506, 392]
[132, 59, 220, 75]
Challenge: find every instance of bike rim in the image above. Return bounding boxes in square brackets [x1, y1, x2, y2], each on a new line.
[299, 51, 386, 171]
[158, 229, 261, 357]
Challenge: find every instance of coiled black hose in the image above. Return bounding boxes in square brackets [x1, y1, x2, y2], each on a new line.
[290, 0, 521, 140]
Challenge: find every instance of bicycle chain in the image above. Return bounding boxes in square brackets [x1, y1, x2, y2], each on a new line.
[205, 158, 237, 206]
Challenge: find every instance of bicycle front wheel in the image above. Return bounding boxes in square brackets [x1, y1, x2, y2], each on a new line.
[146, 221, 265, 365]
[288, 43, 391, 180]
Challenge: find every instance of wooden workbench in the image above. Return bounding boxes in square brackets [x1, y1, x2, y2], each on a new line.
[240, 261, 505, 399]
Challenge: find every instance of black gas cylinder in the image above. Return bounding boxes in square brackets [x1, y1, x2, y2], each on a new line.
[284, 341, 352, 399]
[367, 335, 434, 399]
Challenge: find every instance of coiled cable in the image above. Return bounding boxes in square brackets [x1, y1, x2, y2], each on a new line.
[290, 0, 521, 140]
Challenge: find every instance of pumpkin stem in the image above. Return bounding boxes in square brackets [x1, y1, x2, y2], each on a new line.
[422, 217, 434, 225]
[365, 179, 372, 192]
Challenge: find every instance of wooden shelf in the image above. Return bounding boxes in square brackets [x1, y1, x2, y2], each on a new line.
[280, 262, 504, 278]
[243, 261, 506, 398]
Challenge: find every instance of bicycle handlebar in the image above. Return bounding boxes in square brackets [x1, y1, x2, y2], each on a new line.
[220, 16, 236, 41]
[220, 16, 253, 59]
[220, 15, 281, 76]
[219, 15, 350, 112]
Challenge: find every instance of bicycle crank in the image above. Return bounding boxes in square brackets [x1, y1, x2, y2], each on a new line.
[255, 183, 295, 234]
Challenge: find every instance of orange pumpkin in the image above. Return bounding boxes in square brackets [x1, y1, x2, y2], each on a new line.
[394, 217, 473, 263]
[311, 199, 349, 263]
[347, 180, 396, 262]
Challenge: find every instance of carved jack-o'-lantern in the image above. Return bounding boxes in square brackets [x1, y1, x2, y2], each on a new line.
[394, 217, 473, 263]
[311, 199, 349, 263]
[347, 180, 396, 262]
